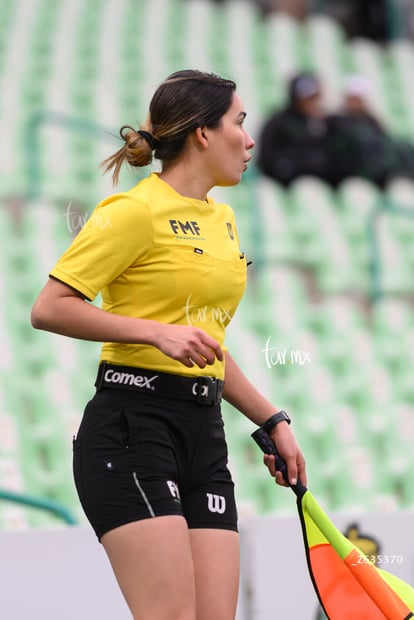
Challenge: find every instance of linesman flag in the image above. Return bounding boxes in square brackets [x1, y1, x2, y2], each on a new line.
[252, 427, 414, 620]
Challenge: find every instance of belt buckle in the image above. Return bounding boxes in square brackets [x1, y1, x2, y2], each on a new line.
[195, 376, 219, 405]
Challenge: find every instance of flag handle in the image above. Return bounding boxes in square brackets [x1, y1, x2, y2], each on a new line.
[251, 427, 307, 497]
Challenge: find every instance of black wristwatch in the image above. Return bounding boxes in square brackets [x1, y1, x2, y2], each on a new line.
[262, 411, 291, 434]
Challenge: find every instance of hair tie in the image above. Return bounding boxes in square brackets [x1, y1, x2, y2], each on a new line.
[137, 129, 157, 150]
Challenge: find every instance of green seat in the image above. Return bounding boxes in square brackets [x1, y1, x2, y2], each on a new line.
[317, 233, 364, 294]
[289, 178, 353, 283]
[337, 177, 381, 241]
[327, 446, 384, 512]
[265, 12, 304, 82]
[386, 177, 414, 211]
[387, 40, 414, 138]
[386, 403, 414, 507]
[255, 177, 296, 264]
[290, 177, 346, 278]
[318, 333, 356, 382]
[305, 14, 349, 107]
[374, 214, 413, 295]
[255, 264, 310, 329]
[394, 355, 414, 398]
[385, 180, 414, 269]
[373, 297, 414, 371]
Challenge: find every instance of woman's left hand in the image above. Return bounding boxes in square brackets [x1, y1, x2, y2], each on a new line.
[263, 422, 307, 488]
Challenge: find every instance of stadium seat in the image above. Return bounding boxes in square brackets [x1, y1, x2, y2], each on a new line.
[374, 213, 413, 295]
[254, 177, 297, 264]
[337, 178, 381, 238]
[288, 178, 367, 293]
[385, 178, 414, 270]
[263, 12, 303, 93]
[287, 177, 337, 270]
[253, 265, 311, 345]
[387, 40, 414, 138]
[387, 176, 414, 209]
[373, 297, 414, 362]
[305, 14, 349, 109]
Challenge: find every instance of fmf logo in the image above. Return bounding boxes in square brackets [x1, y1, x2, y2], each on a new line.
[169, 219, 201, 236]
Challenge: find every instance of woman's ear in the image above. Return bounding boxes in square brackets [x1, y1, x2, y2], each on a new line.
[195, 126, 209, 147]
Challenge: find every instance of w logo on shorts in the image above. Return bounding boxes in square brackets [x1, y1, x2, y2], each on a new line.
[206, 493, 226, 514]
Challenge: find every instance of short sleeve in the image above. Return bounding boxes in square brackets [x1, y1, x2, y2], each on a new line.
[50, 193, 153, 300]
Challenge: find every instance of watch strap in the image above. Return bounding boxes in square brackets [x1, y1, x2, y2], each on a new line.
[262, 411, 291, 434]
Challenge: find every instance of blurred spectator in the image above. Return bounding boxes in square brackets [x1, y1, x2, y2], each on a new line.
[352, 0, 389, 40]
[316, 0, 390, 41]
[256, 72, 334, 186]
[329, 75, 414, 188]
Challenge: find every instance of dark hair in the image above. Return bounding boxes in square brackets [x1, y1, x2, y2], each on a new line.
[102, 69, 237, 184]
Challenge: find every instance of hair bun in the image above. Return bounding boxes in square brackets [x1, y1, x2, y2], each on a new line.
[120, 125, 140, 147]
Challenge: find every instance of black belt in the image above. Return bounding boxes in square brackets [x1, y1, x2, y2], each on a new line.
[95, 362, 225, 406]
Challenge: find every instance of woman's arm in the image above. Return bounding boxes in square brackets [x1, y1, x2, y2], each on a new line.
[31, 278, 223, 369]
[223, 351, 306, 487]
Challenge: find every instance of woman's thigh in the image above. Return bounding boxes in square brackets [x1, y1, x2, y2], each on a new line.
[101, 518, 240, 620]
[101, 515, 197, 620]
[190, 528, 240, 620]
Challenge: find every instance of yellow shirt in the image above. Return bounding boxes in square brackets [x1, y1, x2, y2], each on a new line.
[50, 173, 247, 379]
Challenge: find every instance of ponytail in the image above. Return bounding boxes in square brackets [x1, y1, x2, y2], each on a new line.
[101, 125, 157, 185]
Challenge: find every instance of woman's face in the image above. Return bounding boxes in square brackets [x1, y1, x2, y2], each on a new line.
[205, 92, 255, 187]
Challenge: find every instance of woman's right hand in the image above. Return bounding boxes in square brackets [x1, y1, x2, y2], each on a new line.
[153, 323, 224, 369]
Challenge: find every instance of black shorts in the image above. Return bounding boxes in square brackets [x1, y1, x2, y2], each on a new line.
[72, 388, 238, 540]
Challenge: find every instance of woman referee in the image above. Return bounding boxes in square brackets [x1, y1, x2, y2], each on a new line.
[31, 69, 306, 620]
